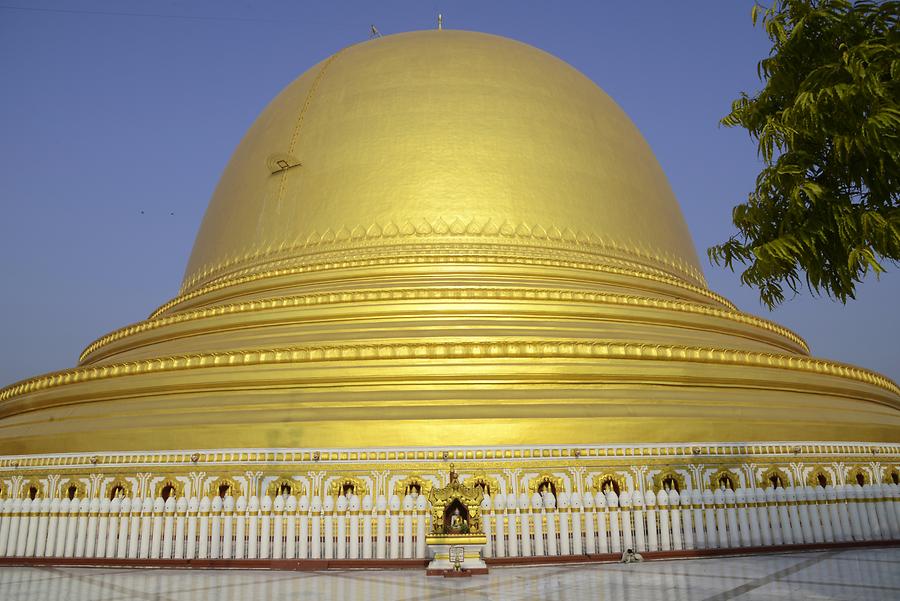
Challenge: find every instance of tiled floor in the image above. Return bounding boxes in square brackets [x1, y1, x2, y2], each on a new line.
[1, 547, 898, 601]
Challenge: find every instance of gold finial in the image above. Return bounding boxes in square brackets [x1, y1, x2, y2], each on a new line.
[437, 13, 442, 30]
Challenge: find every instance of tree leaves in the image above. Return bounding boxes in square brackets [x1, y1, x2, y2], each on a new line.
[712, 0, 900, 308]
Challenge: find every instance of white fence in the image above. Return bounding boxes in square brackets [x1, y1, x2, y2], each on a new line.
[1, 483, 898, 561]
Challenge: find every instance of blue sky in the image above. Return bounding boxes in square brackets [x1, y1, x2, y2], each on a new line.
[1, 0, 897, 386]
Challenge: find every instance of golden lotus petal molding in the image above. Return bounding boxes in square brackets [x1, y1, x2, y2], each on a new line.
[81, 288, 807, 364]
[154, 253, 735, 320]
[180, 219, 707, 295]
[4, 339, 898, 405]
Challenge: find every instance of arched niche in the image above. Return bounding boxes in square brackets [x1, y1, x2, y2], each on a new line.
[652, 470, 687, 493]
[462, 473, 500, 498]
[60, 480, 87, 500]
[154, 478, 183, 501]
[528, 473, 564, 497]
[208, 477, 243, 499]
[591, 472, 626, 496]
[885, 467, 900, 485]
[20, 478, 44, 500]
[105, 477, 131, 500]
[806, 467, 832, 487]
[847, 466, 870, 486]
[759, 466, 790, 489]
[266, 477, 304, 497]
[329, 476, 368, 498]
[394, 475, 433, 498]
[709, 468, 740, 491]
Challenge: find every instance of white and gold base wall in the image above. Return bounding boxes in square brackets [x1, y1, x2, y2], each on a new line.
[1, 442, 899, 563]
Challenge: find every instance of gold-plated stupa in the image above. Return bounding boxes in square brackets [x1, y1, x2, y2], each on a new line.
[1, 30, 898, 457]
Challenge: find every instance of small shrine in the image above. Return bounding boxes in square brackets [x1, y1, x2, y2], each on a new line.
[425, 464, 488, 575]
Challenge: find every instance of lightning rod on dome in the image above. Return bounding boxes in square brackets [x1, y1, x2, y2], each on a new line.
[438, 13, 442, 30]
[370, 24, 382, 38]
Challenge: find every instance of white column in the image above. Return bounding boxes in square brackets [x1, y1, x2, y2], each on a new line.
[493, 494, 507, 557]
[0, 498, 11, 557]
[529, 493, 543, 556]
[234, 496, 248, 559]
[582, 492, 595, 554]
[658, 489, 672, 551]
[755, 488, 771, 547]
[162, 496, 175, 559]
[702, 489, 718, 549]
[713, 486, 729, 549]
[149, 496, 165, 559]
[875, 484, 893, 540]
[81, 497, 99, 558]
[185, 496, 199, 559]
[336, 495, 349, 559]
[65, 497, 80, 558]
[520, 493, 533, 557]
[846, 485, 865, 540]
[825, 486, 843, 541]
[645, 490, 659, 552]
[298, 495, 310, 559]
[681, 490, 703, 549]
[74, 497, 90, 557]
[359, 495, 370, 559]
[221, 495, 234, 559]
[104, 497, 119, 558]
[321, 495, 334, 559]
[508, 493, 521, 557]
[116, 497, 130, 559]
[557, 493, 570, 556]
[285, 495, 298, 559]
[362, 495, 373, 560]
[16, 497, 33, 557]
[45, 498, 61, 557]
[887, 483, 900, 538]
[94, 498, 110, 558]
[814, 486, 833, 542]
[375, 495, 386, 559]
[679, 490, 694, 550]
[260, 495, 273, 559]
[198, 496, 211, 559]
[400, 494, 413, 559]
[137, 497, 153, 558]
[766, 487, 783, 545]
[28, 497, 47, 558]
[794, 487, 814, 543]
[724, 488, 741, 547]
[34, 497, 51, 557]
[209, 495, 223, 559]
[414, 495, 427, 559]
[387, 495, 400, 559]
[631, 491, 646, 552]
[272, 495, 285, 559]
[619, 491, 633, 553]
[127, 497, 141, 559]
[606, 490, 620, 553]
[804, 486, 824, 543]
[863, 484, 883, 539]
[667, 489, 682, 550]
[174, 497, 187, 559]
[545, 494, 559, 556]
[246, 495, 259, 559]
[775, 487, 793, 544]
[7, 498, 23, 557]
[691, 489, 706, 549]
[738, 488, 756, 547]
[835, 485, 854, 542]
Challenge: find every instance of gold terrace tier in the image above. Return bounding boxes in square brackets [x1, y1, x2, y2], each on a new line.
[0, 30, 898, 456]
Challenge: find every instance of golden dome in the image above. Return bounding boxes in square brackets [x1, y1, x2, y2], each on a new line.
[0, 30, 898, 455]
[181, 30, 704, 296]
